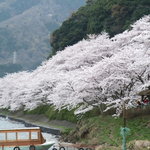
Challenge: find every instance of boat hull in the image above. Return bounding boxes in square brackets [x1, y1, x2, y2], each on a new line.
[1, 143, 54, 150]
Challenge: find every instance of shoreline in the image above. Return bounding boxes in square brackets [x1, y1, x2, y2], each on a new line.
[0, 114, 61, 135]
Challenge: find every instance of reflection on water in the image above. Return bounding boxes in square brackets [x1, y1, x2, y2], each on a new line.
[0, 117, 58, 150]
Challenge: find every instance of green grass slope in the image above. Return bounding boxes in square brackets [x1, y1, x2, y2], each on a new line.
[62, 106, 150, 148]
[62, 115, 150, 148]
[24, 105, 78, 123]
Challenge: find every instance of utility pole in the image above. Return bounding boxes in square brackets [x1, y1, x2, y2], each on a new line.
[13, 51, 17, 64]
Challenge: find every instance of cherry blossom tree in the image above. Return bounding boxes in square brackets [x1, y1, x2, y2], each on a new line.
[0, 15, 149, 116]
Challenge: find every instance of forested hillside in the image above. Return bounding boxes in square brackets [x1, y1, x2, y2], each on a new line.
[50, 0, 150, 55]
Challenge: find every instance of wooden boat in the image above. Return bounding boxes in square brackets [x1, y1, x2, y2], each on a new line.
[0, 127, 54, 150]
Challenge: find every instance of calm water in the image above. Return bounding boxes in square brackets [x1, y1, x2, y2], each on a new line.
[0, 117, 58, 149]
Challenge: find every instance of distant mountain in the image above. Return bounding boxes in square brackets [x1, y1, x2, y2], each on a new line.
[0, 63, 22, 77]
[0, 0, 85, 71]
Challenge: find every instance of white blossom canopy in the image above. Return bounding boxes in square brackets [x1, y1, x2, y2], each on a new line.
[0, 15, 150, 115]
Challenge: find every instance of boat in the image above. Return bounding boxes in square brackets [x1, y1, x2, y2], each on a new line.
[0, 127, 54, 150]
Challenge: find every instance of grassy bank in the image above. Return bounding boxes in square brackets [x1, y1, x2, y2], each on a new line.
[0, 105, 78, 131]
[62, 114, 150, 148]
[0, 105, 150, 148]
[0, 105, 78, 123]
[61, 106, 150, 148]
[62, 115, 150, 149]
[24, 105, 78, 123]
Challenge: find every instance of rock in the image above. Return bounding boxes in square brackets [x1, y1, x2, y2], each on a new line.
[129, 140, 150, 150]
[135, 140, 150, 150]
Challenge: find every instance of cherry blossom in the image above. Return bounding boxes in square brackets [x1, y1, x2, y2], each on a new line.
[0, 15, 149, 116]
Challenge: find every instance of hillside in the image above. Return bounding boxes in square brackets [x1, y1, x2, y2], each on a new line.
[50, 0, 150, 55]
[0, 63, 22, 77]
[0, 0, 85, 70]
[62, 113, 150, 149]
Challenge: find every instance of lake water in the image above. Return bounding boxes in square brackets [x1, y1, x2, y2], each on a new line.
[0, 117, 58, 149]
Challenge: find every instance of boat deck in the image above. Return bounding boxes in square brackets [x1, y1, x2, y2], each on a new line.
[0, 127, 45, 147]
